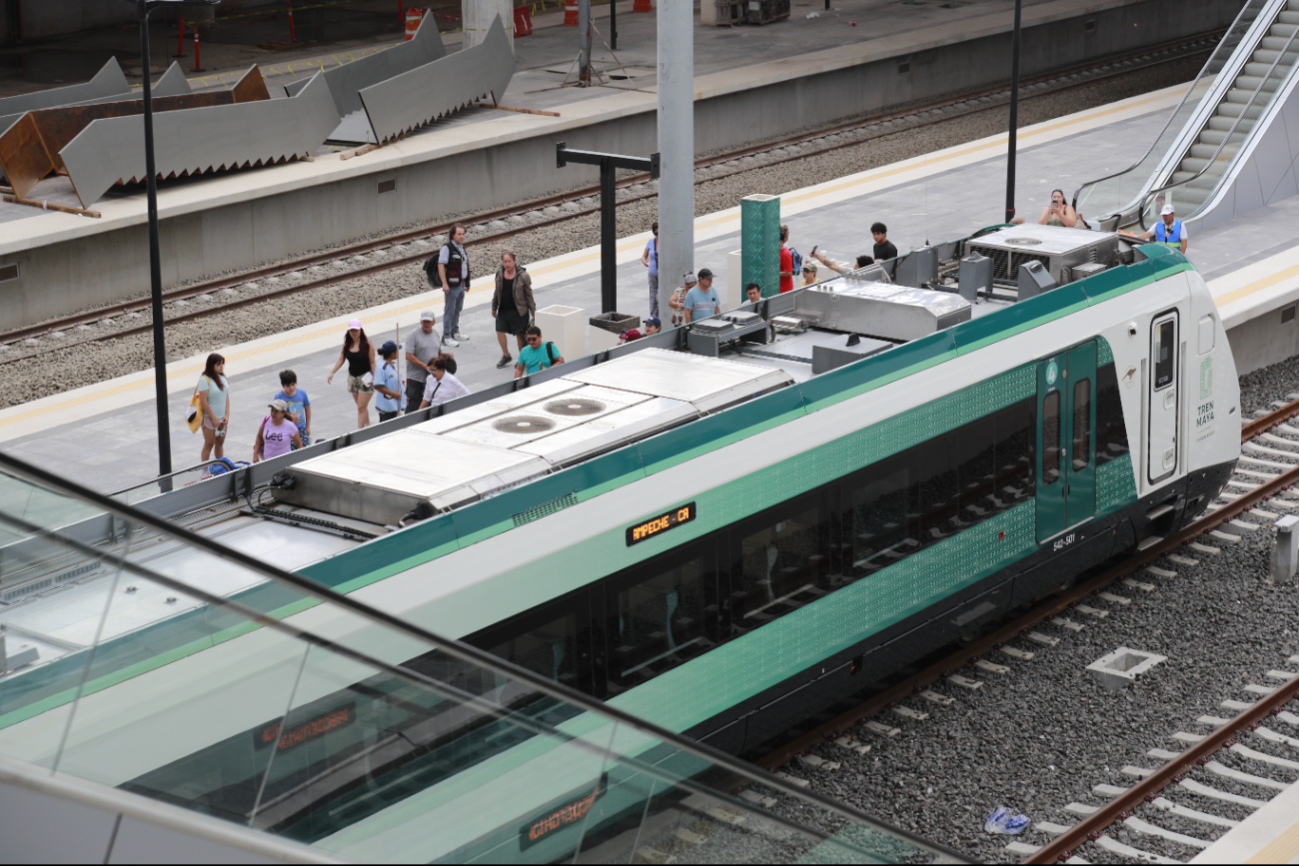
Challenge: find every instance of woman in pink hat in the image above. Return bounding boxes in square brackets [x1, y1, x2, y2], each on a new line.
[327, 318, 376, 429]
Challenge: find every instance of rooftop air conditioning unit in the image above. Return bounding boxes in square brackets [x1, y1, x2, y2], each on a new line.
[966, 225, 1118, 287]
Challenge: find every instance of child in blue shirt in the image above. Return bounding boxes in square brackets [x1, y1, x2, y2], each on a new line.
[275, 369, 311, 447]
[374, 341, 406, 421]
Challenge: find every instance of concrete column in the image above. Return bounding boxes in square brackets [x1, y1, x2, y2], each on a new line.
[741, 194, 780, 297]
[655, 0, 694, 319]
[1273, 515, 1299, 583]
[578, 0, 591, 81]
[464, 0, 514, 50]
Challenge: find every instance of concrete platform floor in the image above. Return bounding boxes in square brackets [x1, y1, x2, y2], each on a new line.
[0, 82, 1223, 493]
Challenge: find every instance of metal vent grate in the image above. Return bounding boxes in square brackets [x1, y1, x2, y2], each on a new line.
[545, 399, 606, 416]
[513, 493, 578, 527]
[492, 415, 557, 434]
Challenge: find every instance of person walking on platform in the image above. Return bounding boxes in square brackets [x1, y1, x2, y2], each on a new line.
[515, 326, 565, 379]
[779, 226, 796, 294]
[641, 222, 661, 318]
[669, 272, 696, 328]
[374, 341, 406, 422]
[196, 353, 230, 463]
[872, 223, 898, 262]
[274, 370, 311, 448]
[419, 358, 472, 409]
[327, 319, 376, 430]
[404, 311, 445, 414]
[438, 225, 471, 347]
[1138, 204, 1188, 254]
[492, 251, 536, 369]
[1038, 189, 1079, 228]
[253, 399, 302, 463]
[684, 269, 722, 324]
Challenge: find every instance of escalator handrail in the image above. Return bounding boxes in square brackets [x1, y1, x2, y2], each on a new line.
[1137, 11, 1299, 230]
[1070, 0, 1271, 214]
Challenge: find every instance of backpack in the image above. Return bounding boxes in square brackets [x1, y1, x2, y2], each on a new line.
[788, 246, 803, 277]
[546, 341, 557, 365]
[423, 254, 441, 288]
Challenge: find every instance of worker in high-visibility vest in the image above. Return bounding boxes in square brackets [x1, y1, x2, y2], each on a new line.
[1139, 203, 1188, 254]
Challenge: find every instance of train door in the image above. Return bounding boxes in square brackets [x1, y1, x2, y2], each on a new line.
[1147, 312, 1179, 484]
[1035, 342, 1097, 543]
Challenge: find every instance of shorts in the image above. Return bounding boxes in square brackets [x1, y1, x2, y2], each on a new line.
[202, 417, 226, 436]
[495, 308, 530, 335]
[378, 410, 399, 422]
[347, 375, 374, 394]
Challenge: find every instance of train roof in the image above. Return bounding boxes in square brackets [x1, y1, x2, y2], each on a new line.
[0, 229, 1194, 693]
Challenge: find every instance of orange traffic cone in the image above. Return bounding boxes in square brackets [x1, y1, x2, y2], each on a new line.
[564, 0, 579, 26]
[405, 6, 423, 40]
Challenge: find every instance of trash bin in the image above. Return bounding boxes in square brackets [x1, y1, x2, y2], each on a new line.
[589, 312, 640, 353]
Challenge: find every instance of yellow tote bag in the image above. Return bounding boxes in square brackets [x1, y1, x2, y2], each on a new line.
[186, 378, 205, 434]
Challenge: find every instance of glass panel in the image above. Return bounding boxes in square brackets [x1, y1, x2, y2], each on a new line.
[608, 551, 718, 694]
[1154, 319, 1176, 389]
[1072, 378, 1093, 472]
[956, 415, 998, 525]
[482, 599, 589, 693]
[847, 454, 918, 578]
[0, 458, 968, 865]
[917, 432, 959, 546]
[732, 498, 831, 635]
[1042, 391, 1062, 486]
[1095, 364, 1129, 465]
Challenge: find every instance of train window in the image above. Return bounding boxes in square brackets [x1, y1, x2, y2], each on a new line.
[1153, 319, 1175, 389]
[733, 498, 832, 633]
[993, 399, 1035, 510]
[608, 549, 718, 693]
[847, 455, 917, 578]
[917, 431, 960, 547]
[956, 415, 997, 525]
[480, 598, 590, 694]
[1072, 378, 1092, 472]
[1094, 364, 1128, 465]
[1042, 391, 1062, 486]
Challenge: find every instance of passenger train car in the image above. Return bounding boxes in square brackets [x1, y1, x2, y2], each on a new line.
[0, 225, 1241, 861]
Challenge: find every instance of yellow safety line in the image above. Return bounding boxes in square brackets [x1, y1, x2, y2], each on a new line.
[0, 88, 1183, 431]
[1214, 261, 1299, 307]
[1246, 819, 1299, 864]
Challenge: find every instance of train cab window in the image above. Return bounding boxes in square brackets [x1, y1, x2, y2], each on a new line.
[607, 549, 718, 694]
[847, 458, 917, 578]
[1094, 364, 1128, 465]
[1042, 391, 1062, 486]
[732, 498, 831, 634]
[1072, 378, 1092, 472]
[1153, 319, 1175, 389]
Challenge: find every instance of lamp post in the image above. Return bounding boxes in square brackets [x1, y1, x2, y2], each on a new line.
[119, 0, 221, 481]
[1004, 0, 1023, 224]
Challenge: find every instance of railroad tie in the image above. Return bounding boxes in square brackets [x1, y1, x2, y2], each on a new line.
[946, 674, 984, 690]
[864, 720, 900, 737]
[1150, 796, 1240, 829]
[1050, 616, 1086, 632]
[833, 736, 870, 755]
[1122, 816, 1210, 850]
[797, 753, 840, 771]
[1231, 743, 1299, 771]
[1122, 578, 1157, 593]
[1188, 542, 1221, 555]
[1074, 604, 1109, 619]
[919, 690, 955, 706]
[998, 645, 1034, 661]
[1120, 765, 1156, 778]
[1098, 591, 1132, 606]
[1254, 727, 1299, 748]
[1025, 631, 1061, 646]
[1094, 834, 1180, 864]
[1206, 760, 1289, 790]
[1266, 669, 1298, 681]
[974, 659, 1011, 674]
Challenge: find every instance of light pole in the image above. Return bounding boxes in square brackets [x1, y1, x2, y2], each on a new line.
[119, 0, 221, 480]
[1004, 0, 1023, 224]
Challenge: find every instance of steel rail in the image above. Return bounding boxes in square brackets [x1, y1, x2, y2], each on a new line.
[755, 402, 1299, 775]
[0, 31, 1220, 363]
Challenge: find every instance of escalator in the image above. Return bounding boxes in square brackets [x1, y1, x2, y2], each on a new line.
[1075, 0, 1299, 233]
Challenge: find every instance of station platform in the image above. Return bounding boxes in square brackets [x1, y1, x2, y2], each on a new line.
[1192, 772, 1299, 863]
[7, 80, 1299, 495]
[0, 0, 1233, 331]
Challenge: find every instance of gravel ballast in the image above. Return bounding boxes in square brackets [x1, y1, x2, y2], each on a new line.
[0, 57, 1204, 411]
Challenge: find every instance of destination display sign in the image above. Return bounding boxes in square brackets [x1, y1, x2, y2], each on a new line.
[254, 703, 357, 753]
[519, 775, 608, 850]
[626, 502, 697, 546]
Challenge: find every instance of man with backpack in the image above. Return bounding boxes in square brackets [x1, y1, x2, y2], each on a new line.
[779, 224, 800, 294]
[423, 225, 471, 348]
[514, 325, 564, 379]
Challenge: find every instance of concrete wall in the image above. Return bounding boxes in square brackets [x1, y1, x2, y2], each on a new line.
[0, 0, 1245, 331]
[1227, 301, 1299, 376]
[16, 0, 135, 39]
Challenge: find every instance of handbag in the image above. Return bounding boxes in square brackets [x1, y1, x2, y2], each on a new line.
[186, 378, 204, 434]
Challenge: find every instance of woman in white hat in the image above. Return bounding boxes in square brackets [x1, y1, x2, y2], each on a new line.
[327, 318, 376, 429]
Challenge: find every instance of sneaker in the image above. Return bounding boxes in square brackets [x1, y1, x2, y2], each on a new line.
[454, 332, 470, 341]
[496, 354, 513, 369]
[442, 337, 459, 348]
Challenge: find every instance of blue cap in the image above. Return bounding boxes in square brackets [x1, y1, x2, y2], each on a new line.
[645, 316, 661, 327]
[380, 340, 399, 356]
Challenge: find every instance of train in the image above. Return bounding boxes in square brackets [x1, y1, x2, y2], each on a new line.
[0, 223, 1242, 861]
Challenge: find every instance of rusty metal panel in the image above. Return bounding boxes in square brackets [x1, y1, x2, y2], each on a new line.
[230, 65, 272, 103]
[59, 72, 340, 207]
[0, 58, 131, 136]
[0, 114, 57, 202]
[359, 15, 514, 145]
[283, 15, 446, 118]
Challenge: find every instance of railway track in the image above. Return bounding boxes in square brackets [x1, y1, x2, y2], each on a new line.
[0, 29, 1222, 367]
[736, 396, 1299, 863]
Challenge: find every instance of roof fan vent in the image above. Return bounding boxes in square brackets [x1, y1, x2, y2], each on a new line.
[544, 399, 607, 416]
[1004, 237, 1043, 247]
[492, 415, 557, 435]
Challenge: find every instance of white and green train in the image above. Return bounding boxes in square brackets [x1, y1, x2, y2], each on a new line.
[0, 224, 1241, 861]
